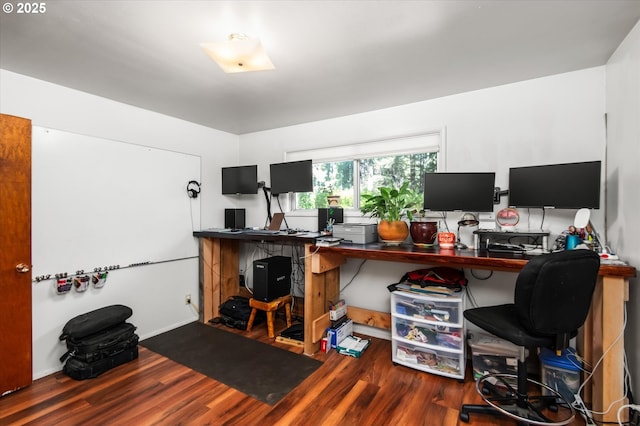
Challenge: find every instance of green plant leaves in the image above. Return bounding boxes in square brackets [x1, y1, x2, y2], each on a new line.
[360, 182, 417, 222]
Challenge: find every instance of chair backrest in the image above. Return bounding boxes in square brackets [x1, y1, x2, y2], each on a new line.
[514, 250, 600, 340]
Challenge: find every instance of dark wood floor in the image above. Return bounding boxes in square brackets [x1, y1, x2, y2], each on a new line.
[0, 318, 585, 426]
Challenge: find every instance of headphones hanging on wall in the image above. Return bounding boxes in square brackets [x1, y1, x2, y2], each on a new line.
[187, 180, 201, 199]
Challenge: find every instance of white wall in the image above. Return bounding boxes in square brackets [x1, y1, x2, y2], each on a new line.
[606, 19, 640, 398]
[239, 68, 607, 338]
[0, 69, 239, 378]
[1, 58, 627, 384]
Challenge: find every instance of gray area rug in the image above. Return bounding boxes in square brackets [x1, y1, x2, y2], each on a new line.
[140, 321, 321, 405]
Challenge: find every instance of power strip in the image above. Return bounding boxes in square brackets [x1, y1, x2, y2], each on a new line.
[573, 394, 596, 426]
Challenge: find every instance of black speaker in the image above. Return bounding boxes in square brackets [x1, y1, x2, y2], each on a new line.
[253, 256, 292, 302]
[224, 208, 246, 229]
[318, 207, 344, 232]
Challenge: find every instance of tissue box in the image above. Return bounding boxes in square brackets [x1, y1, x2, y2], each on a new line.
[329, 300, 347, 321]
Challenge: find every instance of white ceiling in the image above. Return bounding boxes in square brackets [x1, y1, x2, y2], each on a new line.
[1, 1, 639, 135]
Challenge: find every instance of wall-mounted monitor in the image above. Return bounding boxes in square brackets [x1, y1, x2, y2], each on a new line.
[508, 161, 601, 209]
[269, 159, 313, 195]
[423, 172, 496, 212]
[221, 165, 258, 194]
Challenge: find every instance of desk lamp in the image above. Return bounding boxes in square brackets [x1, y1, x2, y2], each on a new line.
[456, 213, 479, 249]
[574, 208, 613, 257]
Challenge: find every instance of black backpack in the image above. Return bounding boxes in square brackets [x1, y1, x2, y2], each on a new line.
[216, 296, 263, 330]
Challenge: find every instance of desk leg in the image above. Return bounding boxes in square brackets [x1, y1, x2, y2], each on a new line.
[199, 238, 218, 323]
[199, 238, 242, 324]
[590, 276, 629, 424]
[303, 244, 340, 355]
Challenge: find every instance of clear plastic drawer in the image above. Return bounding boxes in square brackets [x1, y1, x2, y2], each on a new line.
[393, 317, 463, 350]
[394, 341, 463, 376]
[392, 290, 461, 325]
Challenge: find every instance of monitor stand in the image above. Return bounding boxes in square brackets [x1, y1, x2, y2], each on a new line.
[473, 229, 550, 251]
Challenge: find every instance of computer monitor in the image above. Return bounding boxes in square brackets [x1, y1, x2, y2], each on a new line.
[221, 165, 258, 194]
[508, 161, 601, 209]
[269, 159, 313, 195]
[423, 172, 496, 212]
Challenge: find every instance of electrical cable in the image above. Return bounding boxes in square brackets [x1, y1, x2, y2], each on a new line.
[300, 246, 321, 258]
[340, 259, 367, 292]
[262, 185, 272, 226]
[290, 243, 305, 296]
[464, 285, 478, 309]
[469, 269, 493, 281]
[575, 305, 629, 420]
[189, 190, 198, 232]
[441, 212, 450, 232]
[618, 405, 640, 426]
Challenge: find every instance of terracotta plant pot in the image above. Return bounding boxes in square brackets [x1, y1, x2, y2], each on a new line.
[410, 221, 438, 247]
[327, 195, 341, 207]
[377, 220, 409, 245]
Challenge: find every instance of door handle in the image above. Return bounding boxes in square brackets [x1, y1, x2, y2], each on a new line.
[16, 263, 30, 273]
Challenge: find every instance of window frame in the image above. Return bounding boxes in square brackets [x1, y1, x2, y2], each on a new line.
[283, 128, 446, 215]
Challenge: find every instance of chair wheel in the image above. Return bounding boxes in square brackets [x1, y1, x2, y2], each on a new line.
[459, 412, 470, 423]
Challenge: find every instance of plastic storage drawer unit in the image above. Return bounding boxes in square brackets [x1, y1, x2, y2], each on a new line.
[391, 289, 465, 380]
[539, 347, 581, 403]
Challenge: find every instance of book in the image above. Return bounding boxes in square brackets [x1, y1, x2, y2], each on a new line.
[395, 282, 456, 296]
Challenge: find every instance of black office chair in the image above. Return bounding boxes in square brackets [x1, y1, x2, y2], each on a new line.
[460, 249, 600, 425]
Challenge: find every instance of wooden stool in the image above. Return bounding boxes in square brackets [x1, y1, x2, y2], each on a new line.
[246, 295, 292, 338]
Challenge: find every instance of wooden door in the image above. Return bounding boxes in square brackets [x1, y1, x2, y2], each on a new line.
[0, 114, 32, 395]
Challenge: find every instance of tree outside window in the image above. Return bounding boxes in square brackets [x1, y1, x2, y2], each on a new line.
[297, 152, 437, 210]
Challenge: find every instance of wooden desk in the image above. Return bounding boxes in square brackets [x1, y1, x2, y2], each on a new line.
[193, 232, 635, 423]
[309, 242, 635, 424]
[193, 230, 318, 323]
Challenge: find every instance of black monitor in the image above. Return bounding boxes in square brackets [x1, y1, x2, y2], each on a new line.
[423, 172, 496, 212]
[221, 165, 258, 194]
[269, 159, 313, 195]
[508, 161, 601, 209]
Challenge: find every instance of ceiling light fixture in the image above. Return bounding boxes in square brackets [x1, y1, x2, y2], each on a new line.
[201, 33, 275, 74]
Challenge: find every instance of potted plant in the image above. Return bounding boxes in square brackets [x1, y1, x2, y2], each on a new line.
[408, 208, 438, 247]
[360, 182, 417, 245]
[321, 185, 341, 207]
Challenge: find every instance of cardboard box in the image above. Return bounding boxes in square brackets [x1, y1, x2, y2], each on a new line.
[332, 223, 378, 244]
[327, 318, 353, 348]
[329, 300, 347, 321]
[337, 335, 370, 358]
[469, 332, 520, 380]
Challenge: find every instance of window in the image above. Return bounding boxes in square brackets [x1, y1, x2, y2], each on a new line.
[288, 130, 444, 210]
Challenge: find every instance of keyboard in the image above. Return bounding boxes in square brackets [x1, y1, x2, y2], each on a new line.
[487, 243, 526, 253]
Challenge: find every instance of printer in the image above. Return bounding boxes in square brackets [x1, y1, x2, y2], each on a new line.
[332, 223, 378, 244]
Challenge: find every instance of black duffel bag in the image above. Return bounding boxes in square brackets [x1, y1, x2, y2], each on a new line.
[60, 322, 138, 364]
[59, 304, 133, 341]
[217, 296, 263, 330]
